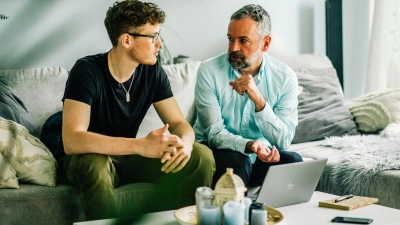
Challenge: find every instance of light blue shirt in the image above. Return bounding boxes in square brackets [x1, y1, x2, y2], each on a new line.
[193, 51, 298, 163]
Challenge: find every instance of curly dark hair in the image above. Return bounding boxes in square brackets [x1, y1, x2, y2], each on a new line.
[104, 0, 165, 46]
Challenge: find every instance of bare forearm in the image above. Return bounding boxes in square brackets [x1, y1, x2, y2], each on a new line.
[62, 131, 142, 155]
[169, 122, 195, 148]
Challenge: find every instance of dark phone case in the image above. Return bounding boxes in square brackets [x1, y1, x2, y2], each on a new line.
[332, 216, 373, 224]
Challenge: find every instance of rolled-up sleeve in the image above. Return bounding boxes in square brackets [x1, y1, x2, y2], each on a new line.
[253, 70, 298, 150]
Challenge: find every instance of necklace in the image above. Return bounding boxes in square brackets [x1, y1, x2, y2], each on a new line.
[110, 50, 135, 102]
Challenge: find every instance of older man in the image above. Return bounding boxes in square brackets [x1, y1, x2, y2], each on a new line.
[193, 4, 302, 188]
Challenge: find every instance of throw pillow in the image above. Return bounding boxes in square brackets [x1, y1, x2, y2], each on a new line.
[0, 149, 19, 189]
[292, 68, 359, 144]
[346, 88, 400, 134]
[0, 77, 37, 136]
[0, 67, 69, 137]
[380, 123, 400, 139]
[0, 117, 57, 187]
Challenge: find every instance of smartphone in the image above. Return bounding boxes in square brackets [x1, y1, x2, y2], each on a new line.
[332, 216, 373, 224]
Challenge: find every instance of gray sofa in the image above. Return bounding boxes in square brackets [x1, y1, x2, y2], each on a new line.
[0, 62, 201, 225]
[0, 54, 399, 225]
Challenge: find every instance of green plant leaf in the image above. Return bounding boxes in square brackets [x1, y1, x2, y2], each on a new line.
[0, 14, 9, 20]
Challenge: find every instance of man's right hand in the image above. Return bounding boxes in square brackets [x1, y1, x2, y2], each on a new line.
[140, 124, 184, 159]
[246, 140, 280, 163]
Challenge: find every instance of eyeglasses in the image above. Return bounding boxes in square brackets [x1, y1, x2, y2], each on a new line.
[127, 30, 161, 43]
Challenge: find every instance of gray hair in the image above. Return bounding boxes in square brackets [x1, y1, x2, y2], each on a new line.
[230, 4, 271, 37]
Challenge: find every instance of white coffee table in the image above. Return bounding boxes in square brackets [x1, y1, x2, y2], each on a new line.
[74, 191, 400, 225]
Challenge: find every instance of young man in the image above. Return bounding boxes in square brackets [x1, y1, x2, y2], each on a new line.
[193, 4, 302, 188]
[60, 0, 215, 221]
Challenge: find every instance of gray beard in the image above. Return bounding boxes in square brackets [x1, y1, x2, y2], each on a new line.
[228, 57, 250, 70]
[228, 51, 250, 69]
[228, 49, 261, 70]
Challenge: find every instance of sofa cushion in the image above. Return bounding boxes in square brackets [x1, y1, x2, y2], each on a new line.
[276, 53, 336, 71]
[291, 68, 359, 143]
[346, 88, 400, 134]
[0, 117, 57, 187]
[0, 183, 171, 225]
[0, 184, 85, 225]
[0, 77, 37, 136]
[136, 61, 201, 138]
[0, 151, 19, 189]
[0, 67, 68, 138]
[379, 123, 400, 139]
[275, 54, 358, 143]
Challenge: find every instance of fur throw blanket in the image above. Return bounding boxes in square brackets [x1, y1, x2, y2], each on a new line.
[320, 123, 400, 196]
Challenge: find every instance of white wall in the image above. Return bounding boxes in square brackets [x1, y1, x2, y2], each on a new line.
[0, 0, 371, 99]
[0, 1, 112, 70]
[154, 0, 326, 62]
[0, 0, 325, 70]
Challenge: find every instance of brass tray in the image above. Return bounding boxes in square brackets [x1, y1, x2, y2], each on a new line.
[174, 205, 283, 225]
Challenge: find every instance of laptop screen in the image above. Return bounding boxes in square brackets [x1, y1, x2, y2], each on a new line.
[253, 158, 327, 207]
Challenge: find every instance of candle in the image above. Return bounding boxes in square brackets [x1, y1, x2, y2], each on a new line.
[195, 187, 214, 224]
[251, 209, 267, 225]
[223, 201, 245, 225]
[199, 205, 220, 225]
[249, 202, 265, 224]
[244, 197, 252, 223]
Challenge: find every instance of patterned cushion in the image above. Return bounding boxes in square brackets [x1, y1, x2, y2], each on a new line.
[347, 88, 400, 134]
[0, 117, 57, 187]
[0, 150, 19, 189]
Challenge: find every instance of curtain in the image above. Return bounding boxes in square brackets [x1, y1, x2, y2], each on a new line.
[365, 0, 400, 93]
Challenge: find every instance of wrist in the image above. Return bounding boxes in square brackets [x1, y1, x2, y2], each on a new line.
[245, 141, 255, 153]
[132, 137, 144, 155]
[255, 102, 266, 112]
[254, 95, 266, 112]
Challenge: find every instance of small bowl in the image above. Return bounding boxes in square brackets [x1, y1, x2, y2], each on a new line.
[174, 205, 197, 225]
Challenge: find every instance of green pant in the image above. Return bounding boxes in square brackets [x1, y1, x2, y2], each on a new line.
[60, 143, 215, 221]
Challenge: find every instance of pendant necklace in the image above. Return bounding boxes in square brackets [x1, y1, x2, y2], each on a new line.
[110, 50, 135, 102]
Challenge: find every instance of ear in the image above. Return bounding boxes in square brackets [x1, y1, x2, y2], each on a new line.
[261, 35, 272, 52]
[119, 33, 132, 49]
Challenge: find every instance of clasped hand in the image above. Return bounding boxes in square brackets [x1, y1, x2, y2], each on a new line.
[143, 124, 191, 173]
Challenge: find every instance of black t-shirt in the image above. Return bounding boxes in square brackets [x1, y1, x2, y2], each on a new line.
[63, 52, 173, 138]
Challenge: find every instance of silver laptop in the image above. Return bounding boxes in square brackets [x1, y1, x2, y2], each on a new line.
[250, 158, 327, 208]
